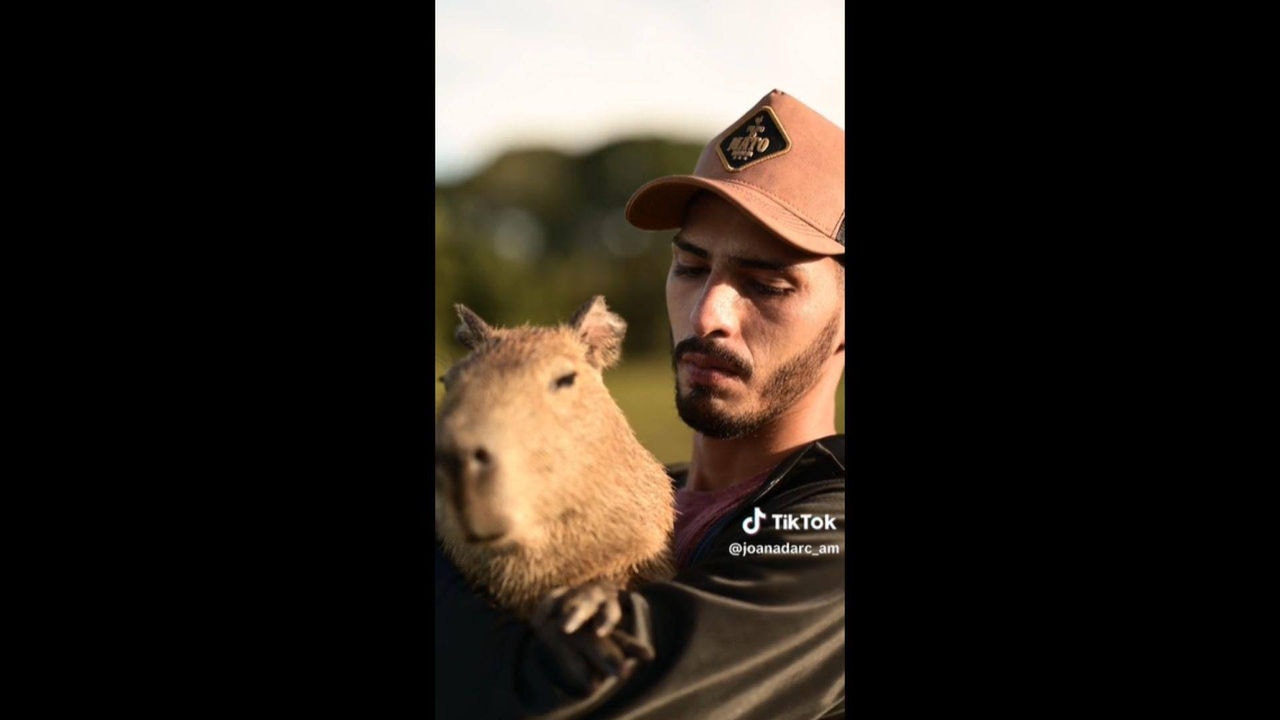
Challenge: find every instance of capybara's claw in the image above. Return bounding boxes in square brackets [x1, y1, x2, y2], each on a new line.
[557, 581, 622, 636]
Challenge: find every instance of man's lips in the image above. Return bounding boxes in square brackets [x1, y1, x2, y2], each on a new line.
[679, 352, 744, 382]
[681, 352, 739, 373]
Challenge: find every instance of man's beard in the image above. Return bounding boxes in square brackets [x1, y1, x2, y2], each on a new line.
[671, 314, 840, 440]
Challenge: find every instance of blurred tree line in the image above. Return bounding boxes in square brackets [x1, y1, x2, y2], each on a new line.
[435, 137, 704, 361]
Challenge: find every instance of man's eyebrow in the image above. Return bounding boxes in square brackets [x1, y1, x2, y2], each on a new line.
[672, 233, 795, 272]
[672, 235, 708, 258]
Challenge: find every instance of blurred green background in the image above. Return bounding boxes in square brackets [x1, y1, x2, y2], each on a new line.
[435, 138, 844, 465]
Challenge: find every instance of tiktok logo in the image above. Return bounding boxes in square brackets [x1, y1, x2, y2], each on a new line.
[740, 508, 841, 535]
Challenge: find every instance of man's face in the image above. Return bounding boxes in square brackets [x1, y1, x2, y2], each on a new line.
[666, 193, 844, 439]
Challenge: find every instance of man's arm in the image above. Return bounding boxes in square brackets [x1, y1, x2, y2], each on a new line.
[437, 542, 645, 719]
[436, 543, 607, 718]
[590, 478, 845, 720]
[435, 479, 845, 720]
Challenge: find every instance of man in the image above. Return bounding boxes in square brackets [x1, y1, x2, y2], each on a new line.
[436, 89, 846, 719]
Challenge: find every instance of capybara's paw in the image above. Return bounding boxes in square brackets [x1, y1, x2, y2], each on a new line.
[547, 580, 624, 637]
[531, 584, 635, 694]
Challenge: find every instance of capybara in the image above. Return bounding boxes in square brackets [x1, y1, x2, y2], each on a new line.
[435, 295, 676, 618]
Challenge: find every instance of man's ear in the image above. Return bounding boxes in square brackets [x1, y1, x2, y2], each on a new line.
[569, 295, 627, 370]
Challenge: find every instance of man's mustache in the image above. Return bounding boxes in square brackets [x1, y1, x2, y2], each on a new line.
[671, 337, 753, 379]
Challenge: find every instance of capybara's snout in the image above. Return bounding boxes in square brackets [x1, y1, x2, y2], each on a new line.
[436, 435, 512, 543]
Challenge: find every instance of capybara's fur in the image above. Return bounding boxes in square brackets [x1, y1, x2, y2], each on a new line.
[435, 296, 676, 618]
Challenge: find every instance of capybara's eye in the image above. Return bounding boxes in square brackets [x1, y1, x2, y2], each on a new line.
[553, 372, 577, 390]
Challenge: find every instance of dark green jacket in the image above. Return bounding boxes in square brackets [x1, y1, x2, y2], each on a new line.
[435, 434, 846, 719]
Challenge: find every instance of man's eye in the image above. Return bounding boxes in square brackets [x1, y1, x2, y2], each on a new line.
[750, 282, 794, 297]
[672, 264, 708, 278]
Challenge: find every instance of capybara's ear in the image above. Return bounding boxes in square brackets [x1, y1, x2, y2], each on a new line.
[570, 295, 627, 370]
[455, 304, 494, 350]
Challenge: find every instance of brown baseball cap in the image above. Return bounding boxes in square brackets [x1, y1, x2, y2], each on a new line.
[625, 89, 845, 256]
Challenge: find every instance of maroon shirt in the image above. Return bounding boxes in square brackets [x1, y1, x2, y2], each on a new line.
[673, 466, 775, 570]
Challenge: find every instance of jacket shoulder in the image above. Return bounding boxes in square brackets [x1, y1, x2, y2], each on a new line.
[769, 434, 846, 495]
[814, 434, 845, 468]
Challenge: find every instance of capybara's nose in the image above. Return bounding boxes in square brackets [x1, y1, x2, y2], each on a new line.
[453, 444, 495, 489]
[468, 445, 493, 473]
[437, 443, 494, 479]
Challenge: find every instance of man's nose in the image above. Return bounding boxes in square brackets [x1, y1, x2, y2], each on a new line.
[689, 279, 739, 338]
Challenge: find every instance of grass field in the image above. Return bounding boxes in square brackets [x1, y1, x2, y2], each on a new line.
[435, 352, 845, 466]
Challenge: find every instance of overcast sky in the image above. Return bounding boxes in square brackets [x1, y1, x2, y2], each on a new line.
[435, 0, 845, 183]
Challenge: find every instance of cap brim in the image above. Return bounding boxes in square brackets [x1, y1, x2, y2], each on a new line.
[625, 175, 844, 256]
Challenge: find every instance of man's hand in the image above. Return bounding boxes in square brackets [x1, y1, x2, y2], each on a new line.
[530, 581, 655, 696]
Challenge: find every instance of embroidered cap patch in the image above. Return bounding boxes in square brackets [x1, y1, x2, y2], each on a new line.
[716, 106, 792, 172]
